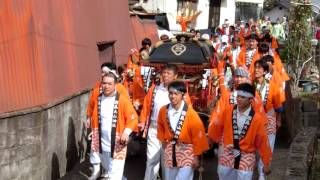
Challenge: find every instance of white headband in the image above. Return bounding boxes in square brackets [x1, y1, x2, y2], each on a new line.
[236, 90, 254, 98]
[102, 66, 119, 78]
[168, 87, 184, 94]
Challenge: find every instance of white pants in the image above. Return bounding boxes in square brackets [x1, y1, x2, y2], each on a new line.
[164, 166, 193, 180]
[144, 126, 163, 180]
[218, 165, 253, 180]
[217, 143, 224, 160]
[90, 151, 125, 180]
[258, 133, 276, 176]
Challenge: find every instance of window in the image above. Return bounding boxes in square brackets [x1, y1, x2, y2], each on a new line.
[97, 41, 116, 63]
[209, 0, 221, 28]
[177, 0, 199, 29]
[235, 2, 262, 22]
[177, 0, 198, 15]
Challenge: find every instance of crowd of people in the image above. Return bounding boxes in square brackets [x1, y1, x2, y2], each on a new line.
[211, 17, 287, 43]
[84, 16, 290, 180]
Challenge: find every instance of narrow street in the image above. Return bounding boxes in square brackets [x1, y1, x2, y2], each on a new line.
[1, 1, 319, 180]
[61, 137, 289, 180]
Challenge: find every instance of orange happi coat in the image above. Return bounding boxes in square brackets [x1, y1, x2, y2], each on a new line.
[252, 72, 285, 112]
[209, 61, 265, 124]
[238, 29, 247, 47]
[229, 46, 244, 69]
[86, 81, 129, 118]
[237, 48, 260, 74]
[215, 43, 232, 64]
[246, 51, 289, 83]
[267, 70, 286, 103]
[271, 36, 279, 49]
[254, 78, 284, 135]
[123, 77, 146, 107]
[127, 51, 144, 88]
[157, 104, 209, 156]
[273, 53, 289, 82]
[208, 103, 272, 169]
[90, 91, 138, 153]
[126, 51, 146, 106]
[261, 80, 283, 113]
[246, 29, 261, 38]
[140, 84, 192, 137]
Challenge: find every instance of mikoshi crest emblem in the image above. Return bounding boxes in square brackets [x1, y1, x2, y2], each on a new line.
[171, 43, 187, 56]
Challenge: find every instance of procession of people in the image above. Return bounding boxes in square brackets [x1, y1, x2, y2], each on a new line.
[85, 16, 290, 180]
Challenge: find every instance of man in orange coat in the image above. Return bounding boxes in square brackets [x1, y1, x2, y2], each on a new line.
[245, 42, 289, 84]
[208, 62, 264, 159]
[126, 49, 147, 110]
[252, 59, 284, 180]
[86, 62, 129, 125]
[260, 26, 278, 50]
[208, 83, 272, 180]
[262, 55, 286, 104]
[157, 81, 209, 180]
[140, 64, 192, 180]
[87, 72, 138, 180]
[140, 64, 179, 180]
[237, 34, 260, 73]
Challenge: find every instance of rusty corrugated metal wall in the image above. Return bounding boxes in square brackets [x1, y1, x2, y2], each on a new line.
[0, 0, 137, 113]
[130, 15, 159, 50]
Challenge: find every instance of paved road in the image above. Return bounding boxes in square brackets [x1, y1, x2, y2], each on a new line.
[61, 136, 289, 180]
[60, 140, 218, 180]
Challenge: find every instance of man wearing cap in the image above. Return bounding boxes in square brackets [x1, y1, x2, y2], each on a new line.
[140, 64, 192, 180]
[87, 72, 138, 180]
[157, 81, 209, 180]
[252, 59, 284, 180]
[208, 83, 272, 180]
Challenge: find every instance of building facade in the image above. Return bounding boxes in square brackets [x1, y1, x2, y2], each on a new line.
[0, 0, 158, 113]
[139, 0, 263, 30]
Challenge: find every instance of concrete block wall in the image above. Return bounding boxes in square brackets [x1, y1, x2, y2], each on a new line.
[0, 89, 90, 180]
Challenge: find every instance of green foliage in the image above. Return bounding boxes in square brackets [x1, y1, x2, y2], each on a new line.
[285, 0, 313, 65]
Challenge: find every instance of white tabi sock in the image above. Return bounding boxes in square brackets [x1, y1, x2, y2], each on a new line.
[92, 164, 100, 175]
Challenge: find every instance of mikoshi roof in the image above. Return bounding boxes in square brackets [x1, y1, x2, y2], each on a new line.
[146, 34, 214, 65]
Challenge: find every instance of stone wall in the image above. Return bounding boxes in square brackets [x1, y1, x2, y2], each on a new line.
[284, 127, 319, 180]
[283, 82, 319, 141]
[0, 89, 90, 180]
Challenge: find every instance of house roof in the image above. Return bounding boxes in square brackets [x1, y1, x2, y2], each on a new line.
[312, 0, 320, 13]
[235, 0, 263, 4]
[278, 0, 291, 9]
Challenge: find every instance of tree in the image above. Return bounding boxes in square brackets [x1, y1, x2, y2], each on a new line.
[284, 0, 313, 94]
